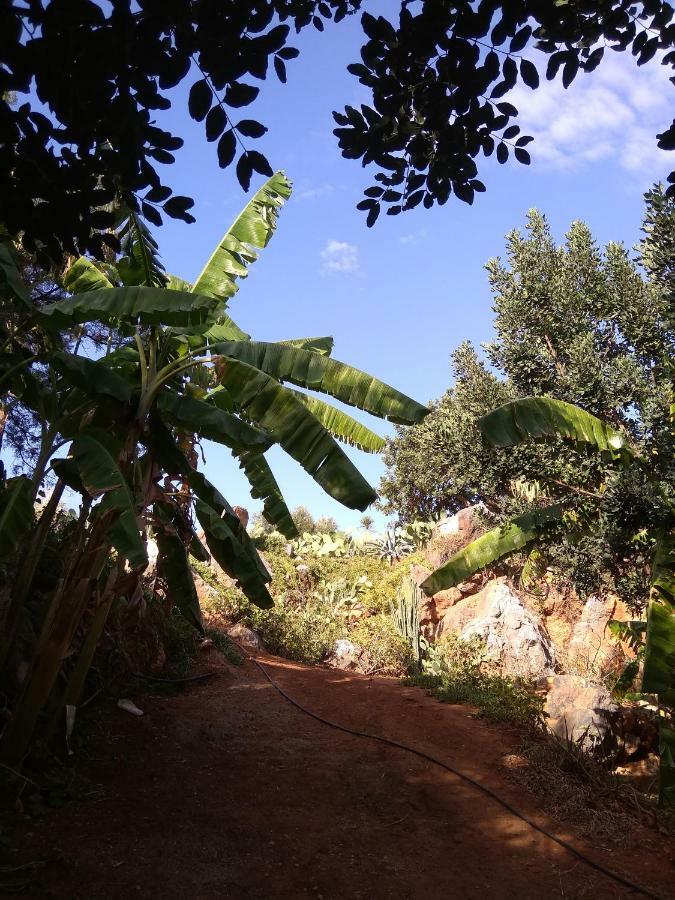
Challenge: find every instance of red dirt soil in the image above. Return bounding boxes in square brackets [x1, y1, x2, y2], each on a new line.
[4, 650, 675, 899]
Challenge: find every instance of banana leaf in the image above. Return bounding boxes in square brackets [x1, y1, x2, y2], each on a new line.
[215, 356, 377, 511]
[191, 172, 292, 301]
[70, 433, 147, 569]
[236, 451, 298, 538]
[38, 286, 222, 328]
[62, 256, 114, 293]
[157, 392, 271, 451]
[0, 476, 34, 561]
[155, 525, 204, 632]
[421, 503, 566, 596]
[51, 351, 133, 404]
[278, 336, 334, 356]
[0, 242, 31, 308]
[212, 341, 428, 425]
[479, 397, 635, 459]
[290, 390, 386, 452]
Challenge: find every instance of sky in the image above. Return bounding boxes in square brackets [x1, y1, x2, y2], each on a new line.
[48, 6, 675, 529]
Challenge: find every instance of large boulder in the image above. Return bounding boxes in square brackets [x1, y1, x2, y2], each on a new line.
[439, 579, 555, 679]
[409, 564, 461, 633]
[567, 595, 633, 678]
[431, 504, 486, 539]
[227, 622, 262, 650]
[326, 639, 371, 673]
[541, 674, 617, 748]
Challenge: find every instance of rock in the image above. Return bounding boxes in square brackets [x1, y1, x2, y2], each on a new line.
[432, 504, 485, 538]
[439, 579, 555, 679]
[326, 639, 370, 673]
[541, 674, 617, 749]
[227, 623, 262, 650]
[410, 564, 461, 632]
[567, 595, 633, 678]
[233, 506, 249, 528]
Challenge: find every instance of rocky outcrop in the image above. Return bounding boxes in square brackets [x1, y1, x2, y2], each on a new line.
[566, 595, 632, 678]
[541, 674, 617, 748]
[439, 580, 555, 679]
[432, 504, 486, 538]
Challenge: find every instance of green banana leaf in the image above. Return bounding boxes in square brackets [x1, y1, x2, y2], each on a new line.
[194, 499, 273, 609]
[290, 390, 386, 452]
[236, 451, 298, 538]
[421, 503, 566, 596]
[117, 211, 167, 288]
[0, 476, 34, 561]
[278, 336, 334, 356]
[212, 341, 428, 425]
[0, 243, 31, 308]
[50, 458, 85, 494]
[62, 257, 114, 294]
[153, 495, 210, 564]
[479, 397, 635, 459]
[191, 172, 292, 301]
[157, 392, 271, 451]
[187, 469, 271, 584]
[51, 351, 133, 404]
[155, 525, 204, 632]
[69, 433, 147, 569]
[38, 287, 222, 328]
[215, 356, 377, 511]
[642, 600, 675, 695]
[659, 727, 675, 807]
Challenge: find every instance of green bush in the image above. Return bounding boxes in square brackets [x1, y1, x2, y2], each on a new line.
[406, 634, 545, 730]
[351, 615, 414, 675]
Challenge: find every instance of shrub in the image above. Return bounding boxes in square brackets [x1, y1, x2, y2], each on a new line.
[406, 634, 545, 731]
[351, 615, 414, 675]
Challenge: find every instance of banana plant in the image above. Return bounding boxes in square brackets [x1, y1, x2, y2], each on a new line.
[0, 173, 428, 765]
[421, 395, 674, 806]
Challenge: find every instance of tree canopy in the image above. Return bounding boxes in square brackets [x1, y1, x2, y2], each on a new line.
[380, 186, 675, 603]
[1, 1, 674, 258]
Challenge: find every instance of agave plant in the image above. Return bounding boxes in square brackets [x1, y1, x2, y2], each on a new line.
[365, 525, 414, 564]
[0, 172, 428, 764]
[420, 395, 675, 806]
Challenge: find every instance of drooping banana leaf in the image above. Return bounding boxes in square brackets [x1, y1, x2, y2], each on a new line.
[187, 469, 271, 584]
[157, 392, 271, 451]
[166, 274, 193, 292]
[51, 351, 133, 404]
[236, 450, 298, 538]
[642, 600, 675, 697]
[38, 287, 222, 329]
[51, 458, 85, 494]
[212, 341, 428, 425]
[479, 397, 636, 460]
[155, 524, 204, 632]
[421, 503, 566, 596]
[215, 356, 377, 510]
[659, 727, 675, 808]
[0, 476, 34, 561]
[69, 433, 147, 569]
[290, 390, 386, 452]
[117, 211, 168, 288]
[62, 256, 114, 294]
[278, 336, 334, 356]
[0, 243, 31, 308]
[153, 495, 210, 563]
[191, 172, 292, 302]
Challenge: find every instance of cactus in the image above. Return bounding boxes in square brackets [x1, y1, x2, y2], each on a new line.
[391, 577, 423, 667]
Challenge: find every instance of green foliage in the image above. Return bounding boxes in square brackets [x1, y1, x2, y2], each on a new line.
[292, 531, 354, 558]
[365, 526, 413, 564]
[391, 577, 423, 667]
[382, 193, 675, 605]
[421, 504, 565, 595]
[407, 634, 545, 730]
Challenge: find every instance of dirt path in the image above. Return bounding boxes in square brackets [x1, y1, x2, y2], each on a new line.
[5, 651, 675, 899]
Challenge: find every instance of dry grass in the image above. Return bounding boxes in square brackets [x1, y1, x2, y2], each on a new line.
[501, 734, 671, 847]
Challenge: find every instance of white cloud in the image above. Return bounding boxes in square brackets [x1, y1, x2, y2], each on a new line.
[399, 228, 428, 246]
[507, 52, 672, 176]
[320, 239, 360, 275]
[296, 183, 335, 202]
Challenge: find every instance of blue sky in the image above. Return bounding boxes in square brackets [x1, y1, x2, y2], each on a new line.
[130, 9, 673, 529]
